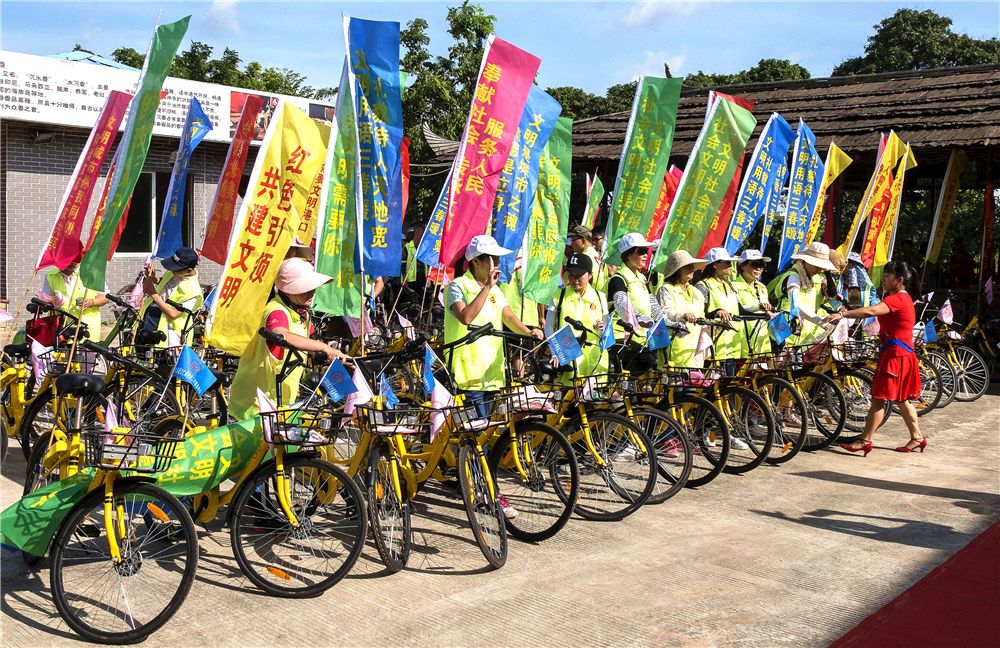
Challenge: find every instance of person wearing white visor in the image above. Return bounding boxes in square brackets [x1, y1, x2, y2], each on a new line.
[608, 233, 663, 355]
[229, 257, 350, 420]
[766, 242, 838, 346]
[694, 247, 744, 364]
[733, 249, 774, 356]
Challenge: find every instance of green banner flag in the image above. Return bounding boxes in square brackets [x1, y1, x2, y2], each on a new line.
[315, 63, 362, 317]
[605, 77, 683, 265]
[584, 174, 605, 229]
[654, 98, 756, 269]
[80, 16, 190, 290]
[523, 117, 573, 305]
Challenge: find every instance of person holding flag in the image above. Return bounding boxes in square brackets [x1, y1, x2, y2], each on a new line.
[767, 242, 837, 346]
[695, 248, 744, 367]
[732, 249, 774, 356]
[608, 232, 663, 348]
[656, 250, 707, 368]
[139, 247, 204, 348]
[545, 254, 609, 384]
[229, 257, 351, 420]
[445, 235, 544, 418]
[38, 238, 108, 342]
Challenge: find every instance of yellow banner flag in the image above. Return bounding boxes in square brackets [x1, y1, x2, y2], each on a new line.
[925, 150, 967, 264]
[805, 143, 852, 245]
[874, 144, 917, 268]
[206, 102, 328, 355]
[838, 132, 906, 256]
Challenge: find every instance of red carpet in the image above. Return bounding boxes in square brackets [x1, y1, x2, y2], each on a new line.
[831, 520, 1000, 647]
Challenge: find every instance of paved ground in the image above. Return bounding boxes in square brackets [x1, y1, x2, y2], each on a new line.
[2, 390, 998, 647]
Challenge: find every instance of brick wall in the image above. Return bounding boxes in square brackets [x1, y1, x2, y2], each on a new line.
[1, 119, 258, 329]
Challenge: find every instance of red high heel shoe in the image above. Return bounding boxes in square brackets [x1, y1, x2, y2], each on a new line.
[840, 441, 873, 457]
[894, 438, 928, 453]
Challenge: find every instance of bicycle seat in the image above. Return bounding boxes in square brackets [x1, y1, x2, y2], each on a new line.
[55, 373, 105, 396]
[3, 343, 30, 359]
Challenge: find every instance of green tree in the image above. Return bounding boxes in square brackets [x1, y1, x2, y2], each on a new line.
[832, 9, 1000, 76]
[109, 46, 145, 69]
[545, 86, 606, 120]
[684, 58, 810, 88]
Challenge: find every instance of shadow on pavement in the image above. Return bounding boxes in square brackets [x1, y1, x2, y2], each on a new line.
[789, 470, 1000, 513]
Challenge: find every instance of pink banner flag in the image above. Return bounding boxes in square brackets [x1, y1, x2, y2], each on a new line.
[438, 36, 541, 267]
[201, 94, 266, 265]
[36, 91, 132, 271]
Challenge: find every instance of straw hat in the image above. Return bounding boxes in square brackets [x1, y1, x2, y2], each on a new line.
[791, 242, 837, 272]
[828, 248, 848, 274]
[663, 250, 707, 278]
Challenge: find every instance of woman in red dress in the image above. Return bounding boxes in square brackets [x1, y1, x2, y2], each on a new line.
[824, 261, 927, 456]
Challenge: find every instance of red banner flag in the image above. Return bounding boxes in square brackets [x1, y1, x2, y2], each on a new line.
[36, 91, 132, 271]
[438, 36, 541, 267]
[200, 94, 265, 265]
[698, 91, 755, 256]
[647, 165, 684, 244]
[401, 136, 411, 221]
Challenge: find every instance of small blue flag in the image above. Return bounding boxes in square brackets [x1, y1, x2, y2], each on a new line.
[203, 285, 217, 312]
[599, 316, 616, 351]
[172, 345, 217, 396]
[422, 344, 436, 393]
[924, 319, 938, 343]
[320, 359, 358, 402]
[548, 324, 584, 367]
[380, 375, 400, 409]
[768, 313, 793, 345]
[646, 318, 672, 351]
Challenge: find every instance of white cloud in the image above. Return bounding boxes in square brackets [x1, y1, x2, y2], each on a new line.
[205, 0, 241, 36]
[626, 49, 688, 81]
[620, 0, 707, 29]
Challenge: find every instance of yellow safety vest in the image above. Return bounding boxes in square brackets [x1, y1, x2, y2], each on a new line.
[732, 275, 773, 356]
[583, 246, 608, 293]
[46, 268, 101, 342]
[698, 277, 742, 360]
[660, 282, 705, 368]
[229, 299, 308, 420]
[772, 269, 824, 346]
[139, 271, 204, 348]
[553, 285, 609, 384]
[404, 241, 418, 283]
[444, 273, 506, 391]
[613, 265, 650, 340]
[500, 268, 540, 328]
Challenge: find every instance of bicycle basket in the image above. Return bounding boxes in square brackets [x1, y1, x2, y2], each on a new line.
[356, 404, 433, 437]
[83, 425, 183, 474]
[260, 406, 346, 446]
[831, 339, 878, 364]
[574, 373, 635, 403]
[501, 384, 560, 414]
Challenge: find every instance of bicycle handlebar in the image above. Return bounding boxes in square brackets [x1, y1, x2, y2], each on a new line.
[104, 292, 135, 311]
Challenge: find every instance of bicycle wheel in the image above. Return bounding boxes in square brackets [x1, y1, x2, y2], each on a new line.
[757, 377, 808, 464]
[366, 441, 411, 573]
[17, 389, 106, 461]
[953, 346, 990, 402]
[49, 482, 198, 644]
[836, 369, 876, 433]
[628, 407, 692, 504]
[796, 371, 847, 451]
[457, 442, 508, 569]
[924, 350, 957, 408]
[230, 454, 367, 597]
[662, 394, 730, 488]
[720, 385, 774, 474]
[487, 421, 578, 542]
[895, 358, 941, 416]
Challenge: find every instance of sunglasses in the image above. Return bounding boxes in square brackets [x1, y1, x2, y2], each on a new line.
[750, 261, 766, 269]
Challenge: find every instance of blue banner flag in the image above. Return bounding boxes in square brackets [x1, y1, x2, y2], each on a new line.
[724, 113, 795, 255]
[548, 324, 584, 367]
[172, 345, 217, 396]
[380, 374, 400, 409]
[924, 319, 938, 343]
[768, 313, 793, 345]
[346, 17, 405, 278]
[415, 174, 450, 268]
[320, 359, 358, 402]
[599, 315, 615, 351]
[492, 87, 562, 283]
[422, 344, 436, 393]
[777, 121, 825, 271]
[646, 318, 672, 350]
[154, 97, 212, 259]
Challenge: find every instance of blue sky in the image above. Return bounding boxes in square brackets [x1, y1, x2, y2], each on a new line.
[1, 1, 997, 95]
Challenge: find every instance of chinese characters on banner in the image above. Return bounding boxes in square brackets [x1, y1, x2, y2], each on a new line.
[315, 63, 363, 318]
[606, 76, 683, 265]
[201, 94, 265, 265]
[36, 90, 132, 271]
[154, 96, 213, 259]
[345, 16, 405, 278]
[924, 150, 966, 264]
[805, 143, 852, 245]
[776, 120, 825, 271]
[206, 102, 328, 355]
[646, 165, 684, 247]
[80, 16, 190, 290]
[839, 131, 905, 256]
[872, 144, 916, 270]
[438, 36, 541, 267]
[492, 86, 562, 282]
[415, 175, 450, 268]
[858, 133, 907, 267]
[523, 117, 572, 304]
[295, 124, 331, 245]
[654, 97, 756, 269]
[723, 113, 795, 254]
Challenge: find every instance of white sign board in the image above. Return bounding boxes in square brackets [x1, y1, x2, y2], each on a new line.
[0, 50, 335, 143]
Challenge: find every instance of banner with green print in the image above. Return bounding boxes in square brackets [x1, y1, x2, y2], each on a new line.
[605, 77, 683, 266]
[523, 117, 573, 305]
[654, 97, 756, 270]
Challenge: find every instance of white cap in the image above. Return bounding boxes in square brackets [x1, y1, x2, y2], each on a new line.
[737, 249, 772, 264]
[618, 232, 658, 254]
[465, 234, 513, 261]
[703, 247, 738, 264]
